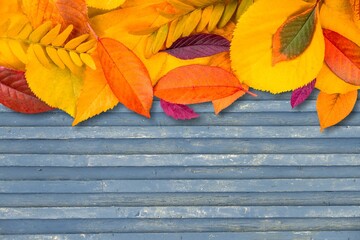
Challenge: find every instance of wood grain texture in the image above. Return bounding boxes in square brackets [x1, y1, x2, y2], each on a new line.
[0, 90, 359, 238]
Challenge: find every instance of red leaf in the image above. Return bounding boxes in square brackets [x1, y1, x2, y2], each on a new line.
[160, 99, 199, 120]
[291, 79, 316, 108]
[323, 29, 360, 86]
[165, 34, 230, 60]
[0, 67, 53, 113]
[154, 65, 242, 104]
[97, 38, 153, 117]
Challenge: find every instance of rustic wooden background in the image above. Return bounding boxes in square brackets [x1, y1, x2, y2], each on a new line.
[0, 90, 359, 239]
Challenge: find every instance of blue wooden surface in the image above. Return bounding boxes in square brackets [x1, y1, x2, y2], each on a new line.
[0, 91, 359, 239]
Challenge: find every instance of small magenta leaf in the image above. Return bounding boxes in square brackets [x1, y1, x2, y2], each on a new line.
[291, 79, 316, 108]
[165, 34, 230, 60]
[160, 99, 199, 120]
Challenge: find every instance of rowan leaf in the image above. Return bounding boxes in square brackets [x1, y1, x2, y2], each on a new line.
[291, 79, 316, 108]
[97, 38, 153, 117]
[160, 99, 199, 120]
[0, 66, 53, 113]
[323, 29, 360, 86]
[212, 84, 249, 115]
[231, 0, 324, 93]
[25, 48, 83, 117]
[165, 33, 230, 60]
[154, 65, 242, 104]
[86, 0, 126, 10]
[73, 52, 118, 126]
[317, 90, 358, 130]
[272, 4, 317, 64]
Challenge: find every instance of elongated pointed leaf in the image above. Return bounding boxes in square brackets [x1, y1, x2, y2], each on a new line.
[323, 29, 360, 86]
[165, 34, 230, 60]
[0, 66, 53, 113]
[160, 99, 199, 120]
[154, 65, 242, 104]
[97, 38, 153, 117]
[316, 90, 358, 130]
[272, 5, 317, 64]
[291, 79, 316, 108]
[213, 84, 249, 115]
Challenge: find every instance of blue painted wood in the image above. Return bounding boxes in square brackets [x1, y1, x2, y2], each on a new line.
[0, 90, 359, 238]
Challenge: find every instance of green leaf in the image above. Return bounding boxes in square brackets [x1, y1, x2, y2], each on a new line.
[272, 5, 317, 65]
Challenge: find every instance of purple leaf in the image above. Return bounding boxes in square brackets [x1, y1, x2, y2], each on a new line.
[160, 99, 200, 120]
[165, 34, 230, 60]
[291, 79, 316, 108]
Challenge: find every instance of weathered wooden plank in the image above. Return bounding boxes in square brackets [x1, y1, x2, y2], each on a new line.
[0, 99, 346, 114]
[1, 218, 360, 234]
[0, 112, 351, 127]
[3, 232, 360, 240]
[1, 100, 309, 113]
[1, 126, 360, 139]
[1, 192, 359, 207]
[0, 139, 360, 154]
[1, 179, 359, 193]
[1, 166, 360, 180]
[1, 206, 360, 219]
[1, 154, 360, 167]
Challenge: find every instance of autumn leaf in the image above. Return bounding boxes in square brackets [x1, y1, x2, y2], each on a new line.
[316, 90, 358, 130]
[350, 0, 360, 27]
[160, 99, 199, 120]
[22, 0, 89, 36]
[154, 65, 242, 104]
[212, 84, 250, 115]
[97, 38, 153, 117]
[272, 4, 317, 64]
[25, 48, 83, 117]
[320, 0, 360, 47]
[0, 66, 53, 113]
[86, 0, 125, 10]
[73, 52, 118, 126]
[316, 64, 360, 94]
[165, 33, 230, 60]
[323, 29, 360, 86]
[231, 0, 324, 93]
[291, 79, 316, 108]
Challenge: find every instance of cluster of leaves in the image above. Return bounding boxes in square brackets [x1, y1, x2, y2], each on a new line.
[0, 0, 359, 130]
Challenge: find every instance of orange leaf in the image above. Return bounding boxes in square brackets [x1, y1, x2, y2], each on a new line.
[154, 65, 242, 104]
[73, 52, 118, 126]
[213, 84, 249, 115]
[97, 38, 153, 117]
[22, 0, 89, 36]
[350, 0, 360, 23]
[323, 29, 360, 86]
[316, 90, 358, 130]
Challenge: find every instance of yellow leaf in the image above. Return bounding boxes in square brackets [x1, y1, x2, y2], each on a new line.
[320, 0, 360, 46]
[86, 0, 125, 10]
[315, 64, 360, 94]
[25, 49, 83, 117]
[73, 52, 118, 126]
[90, 14, 216, 85]
[317, 90, 358, 130]
[230, 0, 324, 93]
